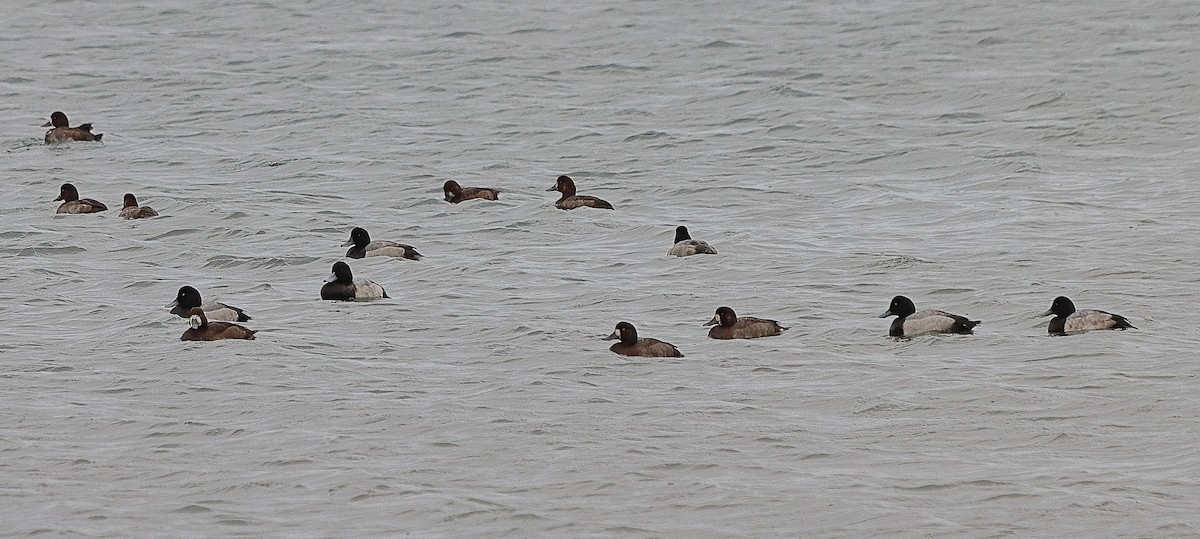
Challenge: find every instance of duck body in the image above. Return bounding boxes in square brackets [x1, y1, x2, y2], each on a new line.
[54, 183, 107, 214]
[444, 180, 499, 203]
[1043, 296, 1135, 335]
[168, 285, 251, 322]
[548, 175, 613, 210]
[668, 226, 717, 257]
[44, 112, 102, 143]
[342, 227, 422, 260]
[878, 295, 979, 337]
[321, 261, 388, 301]
[705, 307, 786, 339]
[605, 322, 683, 357]
[180, 308, 256, 341]
[119, 193, 158, 219]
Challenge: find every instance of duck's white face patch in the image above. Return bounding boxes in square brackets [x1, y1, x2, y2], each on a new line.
[189, 315, 202, 329]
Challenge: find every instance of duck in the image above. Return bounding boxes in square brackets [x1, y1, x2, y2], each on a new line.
[877, 295, 980, 337]
[168, 285, 251, 322]
[43, 111, 103, 144]
[321, 261, 388, 301]
[604, 322, 683, 357]
[119, 193, 159, 219]
[342, 227, 422, 260]
[180, 307, 257, 341]
[547, 175, 614, 210]
[443, 180, 499, 203]
[668, 226, 717, 257]
[705, 306, 786, 339]
[54, 183, 107, 214]
[1042, 296, 1136, 335]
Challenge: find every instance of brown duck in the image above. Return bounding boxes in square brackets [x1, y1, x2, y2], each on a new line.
[443, 180, 499, 203]
[547, 175, 613, 210]
[705, 307, 787, 339]
[55, 183, 107, 214]
[180, 307, 256, 341]
[119, 194, 159, 219]
[604, 322, 682, 357]
[43, 111, 103, 144]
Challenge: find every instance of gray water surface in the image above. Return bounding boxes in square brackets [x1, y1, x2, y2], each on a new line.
[3, 1, 1199, 537]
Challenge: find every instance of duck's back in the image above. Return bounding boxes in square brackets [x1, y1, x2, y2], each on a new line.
[557, 195, 613, 210]
[171, 301, 249, 322]
[1061, 309, 1135, 333]
[57, 199, 107, 214]
[46, 126, 101, 144]
[460, 187, 499, 201]
[669, 239, 717, 257]
[895, 309, 978, 336]
[709, 317, 785, 339]
[321, 280, 387, 300]
[350, 240, 422, 260]
[352, 279, 388, 299]
[610, 338, 682, 357]
[120, 206, 158, 219]
[205, 302, 250, 322]
[182, 322, 256, 341]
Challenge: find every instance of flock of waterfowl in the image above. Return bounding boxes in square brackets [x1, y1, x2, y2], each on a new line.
[43, 111, 1138, 349]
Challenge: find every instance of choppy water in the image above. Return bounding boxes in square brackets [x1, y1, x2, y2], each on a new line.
[3, 0, 1200, 536]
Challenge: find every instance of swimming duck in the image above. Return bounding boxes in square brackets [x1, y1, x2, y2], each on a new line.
[705, 306, 786, 339]
[547, 175, 613, 210]
[180, 307, 257, 341]
[168, 285, 251, 322]
[668, 226, 717, 257]
[321, 261, 388, 301]
[43, 112, 102, 144]
[1042, 296, 1135, 335]
[54, 183, 107, 214]
[443, 180, 499, 203]
[119, 193, 158, 219]
[878, 295, 980, 337]
[342, 227, 422, 260]
[604, 321, 683, 357]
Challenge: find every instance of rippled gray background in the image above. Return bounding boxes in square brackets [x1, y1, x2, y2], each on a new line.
[3, 0, 1199, 536]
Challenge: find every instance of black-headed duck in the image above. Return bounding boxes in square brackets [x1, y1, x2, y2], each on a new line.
[604, 322, 683, 357]
[878, 295, 980, 337]
[168, 285, 251, 322]
[705, 307, 787, 339]
[54, 183, 107, 214]
[321, 261, 388, 301]
[180, 307, 257, 341]
[443, 180, 499, 203]
[342, 227, 422, 260]
[43, 112, 102, 144]
[119, 193, 158, 219]
[668, 226, 717, 257]
[1042, 296, 1135, 336]
[547, 175, 613, 210]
